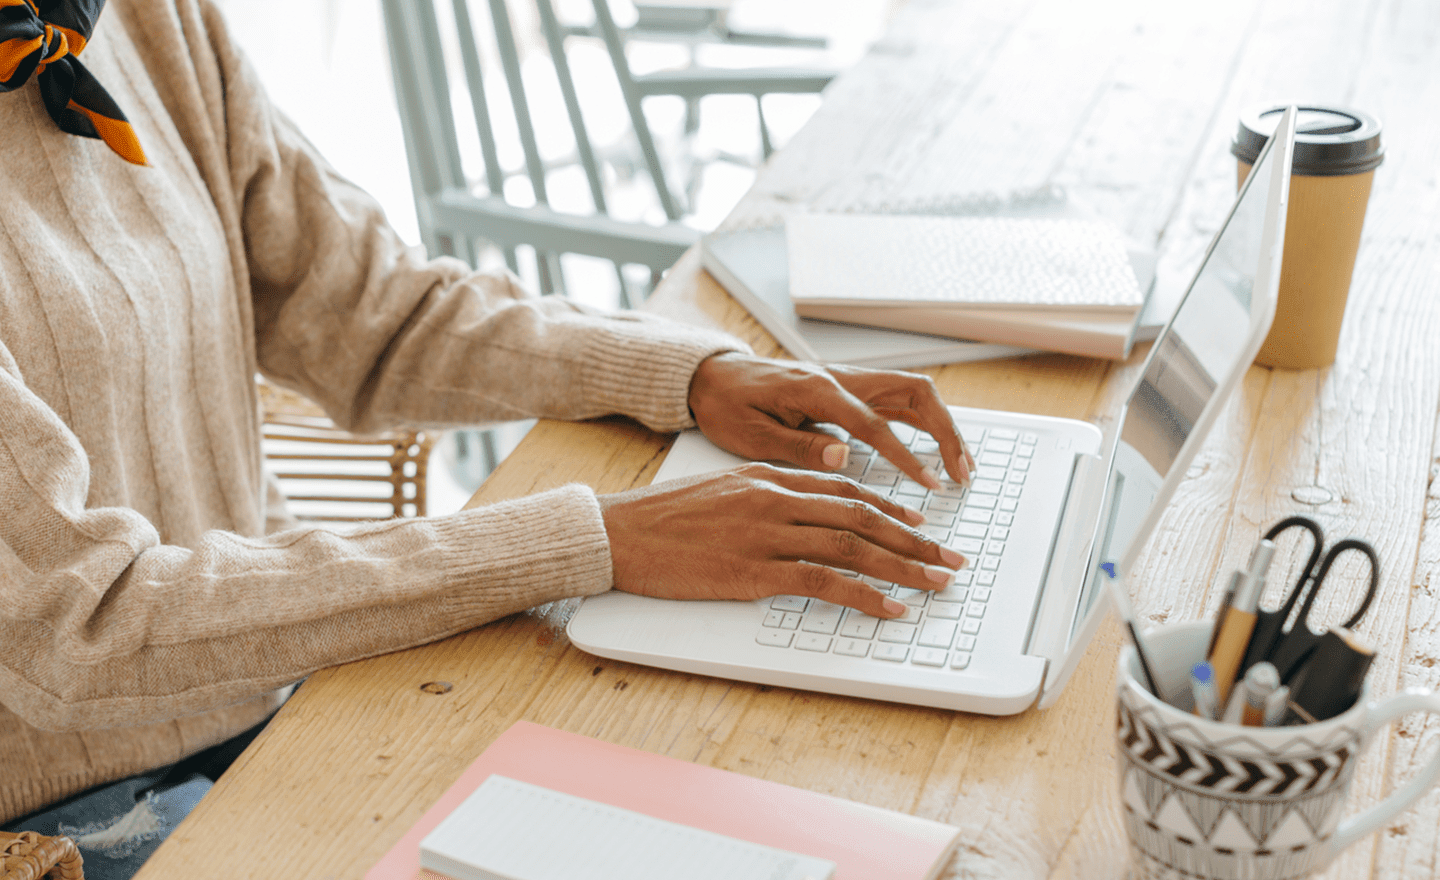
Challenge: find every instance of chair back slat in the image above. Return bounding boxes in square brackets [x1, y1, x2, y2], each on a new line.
[534, 0, 607, 216]
[590, 0, 682, 221]
[482, 0, 549, 206]
[381, 0, 474, 263]
[447, 0, 506, 202]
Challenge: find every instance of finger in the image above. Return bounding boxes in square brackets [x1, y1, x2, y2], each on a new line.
[830, 369, 974, 485]
[755, 464, 925, 527]
[763, 479, 969, 572]
[773, 561, 908, 618]
[785, 523, 964, 593]
[785, 386, 937, 489]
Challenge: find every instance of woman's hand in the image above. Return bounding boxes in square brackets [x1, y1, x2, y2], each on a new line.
[687, 353, 974, 489]
[599, 463, 968, 618]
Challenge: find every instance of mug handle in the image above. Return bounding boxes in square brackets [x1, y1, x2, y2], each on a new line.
[1331, 689, 1440, 852]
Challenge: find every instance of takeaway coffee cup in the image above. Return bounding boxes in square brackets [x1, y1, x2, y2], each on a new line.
[1115, 621, 1440, 880]
[1232, 105, 1384, 370]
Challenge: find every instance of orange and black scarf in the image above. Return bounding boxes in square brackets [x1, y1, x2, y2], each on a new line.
[0, 0, 145, 164]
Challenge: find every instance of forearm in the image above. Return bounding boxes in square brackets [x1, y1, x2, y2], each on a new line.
[0, 485, 611, 732]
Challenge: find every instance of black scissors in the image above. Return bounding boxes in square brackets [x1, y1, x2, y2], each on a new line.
[1238, 515, 1380, 683]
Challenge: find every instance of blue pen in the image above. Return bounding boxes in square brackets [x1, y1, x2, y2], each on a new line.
[1191, 661, 1219, 720]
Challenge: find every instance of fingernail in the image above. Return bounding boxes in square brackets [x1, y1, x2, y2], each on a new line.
[924, 564, 956, 585]
[881, 597, 906, 616]
[823, 443, 850, 469]
[920, 466, 942, 491]
[939, 547, 968, 568]
[903, 506, 926, 525]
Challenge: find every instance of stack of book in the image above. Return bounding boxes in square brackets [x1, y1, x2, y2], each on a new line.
[700, 210, 1162, 365]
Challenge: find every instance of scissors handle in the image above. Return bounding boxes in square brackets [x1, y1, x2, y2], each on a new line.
[1237, 516, 1326, 677]
[1271, 538, 1381, 683]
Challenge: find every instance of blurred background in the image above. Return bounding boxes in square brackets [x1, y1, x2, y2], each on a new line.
[217, 0, 898, 514]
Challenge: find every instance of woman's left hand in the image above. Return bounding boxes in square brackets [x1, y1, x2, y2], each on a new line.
[687, 352, 975, 489]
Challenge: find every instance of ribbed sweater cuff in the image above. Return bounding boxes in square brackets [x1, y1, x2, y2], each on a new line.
[432, 483, 615, 614]
[577, 317, 750, 433]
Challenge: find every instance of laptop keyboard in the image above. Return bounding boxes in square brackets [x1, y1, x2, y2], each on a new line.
[756, 422, 1038, 670]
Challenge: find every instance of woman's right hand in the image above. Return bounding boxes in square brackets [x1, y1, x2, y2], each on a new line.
[598, 463, 969, 619]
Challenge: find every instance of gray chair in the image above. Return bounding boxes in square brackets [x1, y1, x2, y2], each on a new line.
[381, 0, 834, 482]
[382, 0, 698, 304]
[588, 0, 835, 177]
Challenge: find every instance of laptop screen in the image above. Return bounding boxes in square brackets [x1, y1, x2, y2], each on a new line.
[1069, 121, 1287, 641]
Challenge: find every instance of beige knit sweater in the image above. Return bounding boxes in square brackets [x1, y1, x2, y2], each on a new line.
[0, 0, 744, 822]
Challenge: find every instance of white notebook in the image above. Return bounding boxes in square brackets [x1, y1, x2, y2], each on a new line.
[420, 775, 836, 880]
[699, 226, 1032, 368]
[787, 214, 1146, 312]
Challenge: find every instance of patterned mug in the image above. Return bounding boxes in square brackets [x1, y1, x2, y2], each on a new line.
[1115, 621, 1440, 880]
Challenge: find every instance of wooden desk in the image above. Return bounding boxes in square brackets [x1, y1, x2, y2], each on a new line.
[136, 1, 1440, 877]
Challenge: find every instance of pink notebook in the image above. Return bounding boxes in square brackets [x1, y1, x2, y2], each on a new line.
[367, 721, 960, 880]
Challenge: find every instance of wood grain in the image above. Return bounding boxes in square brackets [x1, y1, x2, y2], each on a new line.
[132, 2, 1440, 878]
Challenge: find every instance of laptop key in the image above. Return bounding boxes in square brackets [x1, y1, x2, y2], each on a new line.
[918, 619, 957, 648]
[757, 629, 794, 648]
[878, 621, 917, 643]
[950, 651, 973, 670]
[834, 638, 870, 657]
[840, 613, 879, 639]
[801, 608, 842, 634]
[934, 584, 968, 602]
[873, 644, 909, 662]
[928, 601, 964, 619]
[912, 648, 948, 667]
[928, 496, 962, 513]
[795, 633, 832, 652]
[892, 587, 929, 608]
[771, 595, 808, 612]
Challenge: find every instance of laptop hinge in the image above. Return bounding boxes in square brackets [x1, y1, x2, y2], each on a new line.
[1022, 451, 1107, 663]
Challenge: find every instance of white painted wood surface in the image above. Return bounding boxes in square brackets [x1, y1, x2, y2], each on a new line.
[134, 2, 1440, 878]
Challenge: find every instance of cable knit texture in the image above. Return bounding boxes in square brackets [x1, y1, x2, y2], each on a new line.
[0, 0, 746, 822]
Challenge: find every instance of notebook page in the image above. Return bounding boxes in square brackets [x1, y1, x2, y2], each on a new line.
[420, 776, 836, 880]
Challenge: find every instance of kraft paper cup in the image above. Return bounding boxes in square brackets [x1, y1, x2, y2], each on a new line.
[1233, 105, 1384, 370]
[1115, 621, 1440, 880]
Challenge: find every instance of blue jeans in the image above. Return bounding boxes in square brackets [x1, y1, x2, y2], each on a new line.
[8, 718, 269, 880]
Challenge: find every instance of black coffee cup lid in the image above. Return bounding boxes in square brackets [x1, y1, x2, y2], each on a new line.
[1232, 105, 1384, 176]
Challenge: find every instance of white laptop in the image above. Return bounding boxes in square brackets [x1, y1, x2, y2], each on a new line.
[568, 109, 1297, 715]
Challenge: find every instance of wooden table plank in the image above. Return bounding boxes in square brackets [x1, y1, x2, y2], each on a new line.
[131, 2, 1440, 878]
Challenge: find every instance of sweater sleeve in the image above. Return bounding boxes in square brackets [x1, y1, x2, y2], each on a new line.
[205, 7, 746, 436]
[0, 343, 614, 732]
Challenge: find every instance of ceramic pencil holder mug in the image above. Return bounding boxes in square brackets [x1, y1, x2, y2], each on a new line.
[1115, 621, 1440, 880]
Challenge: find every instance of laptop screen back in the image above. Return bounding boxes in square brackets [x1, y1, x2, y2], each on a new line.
[1067, 116, 1290, 648]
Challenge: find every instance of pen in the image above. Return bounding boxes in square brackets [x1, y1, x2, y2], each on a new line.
[1239, 662, 1280, 726]
[1206, 539, 1277, 709]
[1262, 685, 1291, 726]
[1191, 661, 1218, 720]
[1106, 576, 1161, 696]
[1206, 571, 1243, 659]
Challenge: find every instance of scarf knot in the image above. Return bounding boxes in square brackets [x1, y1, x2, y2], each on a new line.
[1, 0, 146, 165]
